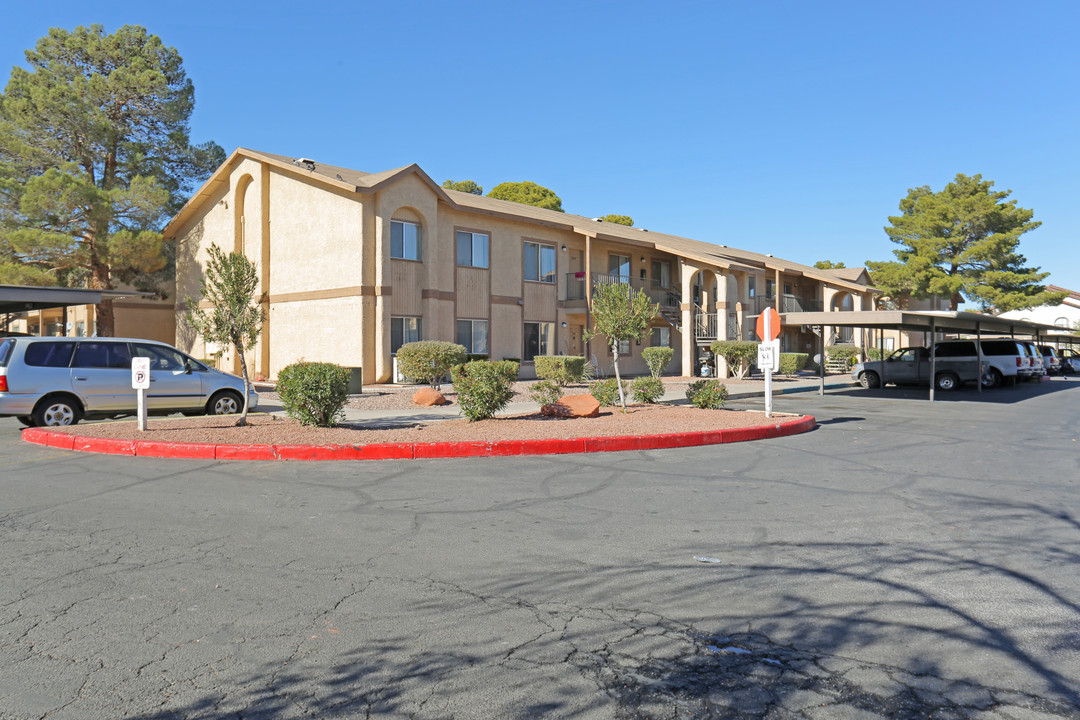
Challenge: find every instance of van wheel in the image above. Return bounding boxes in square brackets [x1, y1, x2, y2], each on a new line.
[206, 390, 243, 416]
[32, 395, 83, 427]
[935, 372, 959, 391]
[859, 370, 880, 389]
[981, 368, 1002, 389]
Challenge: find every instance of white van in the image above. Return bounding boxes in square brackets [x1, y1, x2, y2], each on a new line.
[933, 338, 1028, 389]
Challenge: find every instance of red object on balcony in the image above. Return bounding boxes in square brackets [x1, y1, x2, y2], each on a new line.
[574, 271, 585, 278]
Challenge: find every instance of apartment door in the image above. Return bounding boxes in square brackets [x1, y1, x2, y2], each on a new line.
[568, 324, 583, 356]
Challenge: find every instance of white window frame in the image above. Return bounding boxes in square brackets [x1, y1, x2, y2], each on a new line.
[456, 231, 489, 268]
[524, 241, 556, 284]
[390, 220, 422, 261]
[391, 316, 422, 354]
[456, 319, 489, 355]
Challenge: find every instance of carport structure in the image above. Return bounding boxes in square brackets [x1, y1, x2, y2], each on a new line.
[781, 310, 1076, 401]
[0, 284, 152, 335]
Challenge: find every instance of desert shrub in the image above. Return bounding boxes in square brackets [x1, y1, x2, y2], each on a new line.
[529, 379, 563, 406]
[451, 360, 514, 422]
[866, 347, 886, 361]
[396, 341, 467, 388]
[590, 377, 629, 406]
[685, 379, 728, 409]
[276, 361, 350, 427]
[826, 344, 860, 368]
[641, 346, 674, 379]
[533, 355, 587, 386]
[711, 340, 758, 378]
[492, 359, 520, 384]
[778, 352, 809, 375]
[631, 376, 665, 404]
[465, 353, 489, 363]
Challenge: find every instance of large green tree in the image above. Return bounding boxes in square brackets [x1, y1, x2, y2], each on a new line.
[600, 214, 633, 226]
[0, 24, 224, 335]
[487, 181, 563, 212]
[866, 174, 1062, 312]
[442, 179, 482, 195]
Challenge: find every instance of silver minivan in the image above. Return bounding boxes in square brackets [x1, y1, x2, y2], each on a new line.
[0, 336, 258, 427]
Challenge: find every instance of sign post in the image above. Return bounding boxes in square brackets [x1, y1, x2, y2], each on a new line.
[131, 357, 150, 431]
[755, 308, 781, 418]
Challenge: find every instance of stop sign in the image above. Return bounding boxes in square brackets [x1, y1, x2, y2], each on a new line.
[755, 307, 781, 341]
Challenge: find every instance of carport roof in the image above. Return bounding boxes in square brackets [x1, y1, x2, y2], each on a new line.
[0, 284, 152, 314]
[780, 310, 1073, 338]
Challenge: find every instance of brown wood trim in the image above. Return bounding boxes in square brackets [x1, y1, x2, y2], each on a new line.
[375, 286, 392, 296]
[491, 295, 522, 306]
[422, 290, 456, 301]
[268, 286, 381, 303]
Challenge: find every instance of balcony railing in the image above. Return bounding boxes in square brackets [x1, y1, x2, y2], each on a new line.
[747, 295, 824, 314]
[565, 273, 682, 308]
[694, 312, 718, 342]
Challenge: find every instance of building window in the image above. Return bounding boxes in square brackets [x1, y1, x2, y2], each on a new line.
[748, 277, 756, 298]
[391, 316, 422, 354]
[524, 242, 556, 283]
[523, 321, 554, 361]
[652, 260, 672, 289]
[609, 254, 630, 281]
[765, 279, 776, 298]
[651, 327, 670, 347]
[456, 319, 488, 355]
[391, 220, 422, 260]
[616, 339, 632, 356]
[456, 231, 489, 268]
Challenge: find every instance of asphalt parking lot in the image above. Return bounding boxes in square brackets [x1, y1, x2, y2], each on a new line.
[2, 377, 1079, 719]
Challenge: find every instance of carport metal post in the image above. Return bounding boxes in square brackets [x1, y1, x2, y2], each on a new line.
[976, 321, 983, 394]
[929, 317, 937, 402]
[818, 325, 825, 395]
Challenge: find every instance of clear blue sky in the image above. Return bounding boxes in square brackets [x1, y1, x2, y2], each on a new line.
[4, 0, 1079, 298]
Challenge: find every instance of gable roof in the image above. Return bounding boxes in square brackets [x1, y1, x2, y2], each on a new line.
[165, 149, 875, 294]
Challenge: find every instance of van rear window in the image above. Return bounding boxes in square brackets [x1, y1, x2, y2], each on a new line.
[0, 339, 13, 367]
[24, 341, 77, 367]
[982, 340, 1019, 356]
[936, 342, 974, 357]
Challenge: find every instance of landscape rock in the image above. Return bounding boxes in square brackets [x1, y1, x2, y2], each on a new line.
[413, 388, 448, 406]
[541, 394, 600, 418]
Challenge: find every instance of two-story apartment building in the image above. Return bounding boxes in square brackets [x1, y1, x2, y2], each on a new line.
[165, 149, 877, 383]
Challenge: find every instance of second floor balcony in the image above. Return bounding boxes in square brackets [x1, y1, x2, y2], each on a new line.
[566, 273, 682, 308]
[747, 295, 824, 315]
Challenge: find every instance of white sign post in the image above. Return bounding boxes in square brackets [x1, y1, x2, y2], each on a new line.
[758, 312, 782, 418]
[131, 357, 150, 431]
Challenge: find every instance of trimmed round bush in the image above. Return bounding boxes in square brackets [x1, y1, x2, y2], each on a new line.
[826, 344, 860, 368]
[590, 377, 629, 406]
[631, 376, 665, 404]
[396, 341, 467, 388]
[528, 379, 563, 406]
[451, 360, 514, 422]
[778, 352, 809, 375]
[492, 359, 520, 384]
[685, 379, 728, 409]
[711, 340, 758, 378]
[641, 346, 674, 379]
[533, 355, 588, 386]
[277, 361, 350, 427]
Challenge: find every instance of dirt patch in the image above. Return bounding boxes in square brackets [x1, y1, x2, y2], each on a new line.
[50, 404, 807, 447]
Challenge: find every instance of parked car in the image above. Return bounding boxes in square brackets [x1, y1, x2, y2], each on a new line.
[1019, 341, 1045, 379]
[1059, 348, 1080, 374]
[933, 338, 1027, 389]
[0, 336, 258, 427]
[1037, 345, 1062, 375]
[851, 346, 984, 391]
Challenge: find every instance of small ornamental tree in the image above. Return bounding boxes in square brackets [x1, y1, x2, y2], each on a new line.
[584, 283, 658, 411]
[711, 340, 757, 379]
[184, 244, 262, 425]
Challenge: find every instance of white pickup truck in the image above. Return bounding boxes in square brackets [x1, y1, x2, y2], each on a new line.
[851, 346, 984, 391]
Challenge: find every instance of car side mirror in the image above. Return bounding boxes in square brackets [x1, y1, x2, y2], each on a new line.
[184, 359, 194, 374]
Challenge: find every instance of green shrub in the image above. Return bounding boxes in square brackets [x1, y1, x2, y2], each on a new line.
[641, 346, 674, 379]
[826, 344, 860, 368]
[276, 361, 351, 427]
[492, 359, 520, 383]
[396, 341, 467, 388]
[450, 360, 514, 422]
[778, 352, 809, 375]
[533, 355, 588, 386]
[528, 379, 563, 406]
[631, 376, 665, 404]
[866, 347, 886, 361]
[590, 377, 629, 406]
[685, 379, 728, 409]
[465, 353, 489, 363]
[711, 340, 758, 378]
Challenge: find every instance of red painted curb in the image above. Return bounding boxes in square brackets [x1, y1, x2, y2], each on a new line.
[20, 414, 816, 461]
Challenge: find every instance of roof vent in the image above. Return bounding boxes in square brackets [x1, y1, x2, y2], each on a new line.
[638, 228, 648, 232]
[593, 217, 603, 222]
[294, 158, 316, 171]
